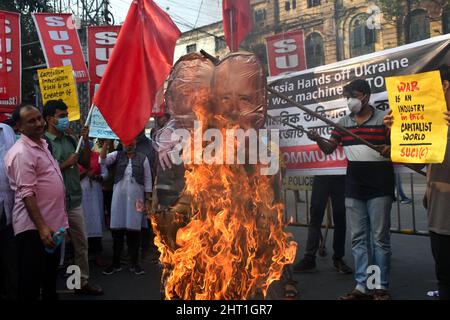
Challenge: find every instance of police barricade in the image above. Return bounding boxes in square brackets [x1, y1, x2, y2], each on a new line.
[283, 173, 430, 238]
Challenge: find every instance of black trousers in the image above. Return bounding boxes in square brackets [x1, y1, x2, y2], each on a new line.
[430, 231, 450, 300]
[112, 230, 141, 267]
[304, 175, 347, 261]
[88, 237, 103, 255]
[16, 230, 60, 300]
[0, 210, 18, 300]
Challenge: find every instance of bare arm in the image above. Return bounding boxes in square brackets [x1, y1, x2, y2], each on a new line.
[307, 130, 338, 155]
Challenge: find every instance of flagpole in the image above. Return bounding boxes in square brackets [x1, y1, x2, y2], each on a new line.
[229, 9, 234, 52]
[75, 104, 94, 153]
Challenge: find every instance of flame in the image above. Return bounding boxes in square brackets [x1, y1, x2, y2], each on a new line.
[151, 100, 297, 300]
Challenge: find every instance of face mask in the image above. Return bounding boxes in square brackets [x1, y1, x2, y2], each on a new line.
[54, 117, 69, 132]
[347, 97, 363, 114]
[124, 146, 136, 154]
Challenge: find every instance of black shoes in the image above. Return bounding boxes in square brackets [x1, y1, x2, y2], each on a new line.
[293, 257, 353, 274]
[293, 258, 317, 273]
[333, 259, 353, 274]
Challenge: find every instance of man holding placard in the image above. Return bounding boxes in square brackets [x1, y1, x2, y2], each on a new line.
[385, 65, 450, 300]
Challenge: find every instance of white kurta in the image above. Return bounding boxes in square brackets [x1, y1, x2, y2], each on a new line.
[102, 151, 152, 231]
[80, 165, 107, 237]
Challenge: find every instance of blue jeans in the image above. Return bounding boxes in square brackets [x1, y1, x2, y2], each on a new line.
[345, 196, 393, 292]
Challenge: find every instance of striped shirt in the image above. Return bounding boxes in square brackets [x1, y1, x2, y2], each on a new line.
[331, 107, 395, 200]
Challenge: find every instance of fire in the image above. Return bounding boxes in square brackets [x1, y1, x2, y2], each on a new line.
[151, 52, 297, 300]
[151, 120, 297, 300]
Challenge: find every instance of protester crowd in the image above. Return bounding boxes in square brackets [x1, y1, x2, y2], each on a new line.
[0, 66, 449, 301]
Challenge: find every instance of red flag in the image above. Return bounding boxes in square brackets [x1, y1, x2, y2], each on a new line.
[222, 0, 253, 52]
[93, 0, 180, 145]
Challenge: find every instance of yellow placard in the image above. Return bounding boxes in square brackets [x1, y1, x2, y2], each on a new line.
[38, 65, 80, 122]
[386, 71, 448, 163]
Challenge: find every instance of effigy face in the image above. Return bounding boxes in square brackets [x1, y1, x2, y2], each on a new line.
[211, 52, 267, 129]
[165, 53, 215, 128]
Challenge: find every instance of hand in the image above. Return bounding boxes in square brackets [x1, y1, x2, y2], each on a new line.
[65, 153, 79, 167]
[306, 130, 320, 142]
[383, 110, 393, 129]
[375, 144, 391, 158]
[38, 225, 56, 249]
[81, 126, 90, 142]
[444, 111, 450, 126]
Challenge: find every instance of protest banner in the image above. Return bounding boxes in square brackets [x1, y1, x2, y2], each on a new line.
[89, 106, 119, 140]
[266, 30, 306, 77]
[87, 25, 121, 103]
[32, 13, 89, 83]
[386, 71, 449, 163]
[0, 10, 21, 113]
[38, 65, 80, 121]
[89, 85, 118, 139]
[266, 33, 450, 176]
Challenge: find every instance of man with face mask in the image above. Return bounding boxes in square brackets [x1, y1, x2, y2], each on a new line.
[308, 79, 394, 300]
[43, 100, 103, 296]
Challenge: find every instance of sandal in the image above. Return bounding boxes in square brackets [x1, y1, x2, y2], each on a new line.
[372, 289, 391, 300]
[284, 283, 299, 299]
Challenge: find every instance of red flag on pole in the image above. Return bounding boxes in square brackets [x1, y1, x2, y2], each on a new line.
[222, 0, 253, 52]
[93, 0, 180, 145]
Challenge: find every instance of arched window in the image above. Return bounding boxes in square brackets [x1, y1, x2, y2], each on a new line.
[409, 9, 430, 42]
[305, 32, 325, 68]
[350, 14, 376, 58]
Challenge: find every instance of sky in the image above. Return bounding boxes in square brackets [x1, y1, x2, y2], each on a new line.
[109, 0, 223, 32]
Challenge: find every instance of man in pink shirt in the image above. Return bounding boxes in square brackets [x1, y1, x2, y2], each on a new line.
[5, 104, 68, 300]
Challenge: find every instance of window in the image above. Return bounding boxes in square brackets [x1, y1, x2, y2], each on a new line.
[350, 14, 376, 57]
[215, 37, 226, 52]
[254, 9, 267, 23]
[307, 0, 321, 8]
[292, 0, 297, 9]
[285, 1, 291, 11]
[409, 9, 430, 43]
[305, 32, 325, 68]
[186, 44, 197, 53]
[443, 10, 450, 34]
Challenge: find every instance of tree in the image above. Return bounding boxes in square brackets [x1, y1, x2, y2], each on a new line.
[0, 0, 53, 103]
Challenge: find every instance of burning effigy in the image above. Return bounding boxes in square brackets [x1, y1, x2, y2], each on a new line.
[150, 52, 297, 300]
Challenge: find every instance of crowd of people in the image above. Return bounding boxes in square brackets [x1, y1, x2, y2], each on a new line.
[0, 66, 449, 301]
[0, 100, 166, 300]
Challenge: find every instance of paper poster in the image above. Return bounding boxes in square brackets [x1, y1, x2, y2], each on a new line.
[386, 70, 448, 163]
[37, 65, 80, 121]
[89, 84, 118, 139]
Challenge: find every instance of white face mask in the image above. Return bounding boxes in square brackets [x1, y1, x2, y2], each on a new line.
[347, 97, 363, 114]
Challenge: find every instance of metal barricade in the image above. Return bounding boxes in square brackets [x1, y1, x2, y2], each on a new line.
[283, 173, 429, 239]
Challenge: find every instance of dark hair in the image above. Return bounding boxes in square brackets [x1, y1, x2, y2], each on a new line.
[343, 79, 371, 96]
[438, 64, 450, 82]
[2, 118, 16, 128]
[11, 103, 37, 123]
[43, 99, 68, 119]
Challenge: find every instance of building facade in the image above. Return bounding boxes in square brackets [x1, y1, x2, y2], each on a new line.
[174, 0, 449, 72]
